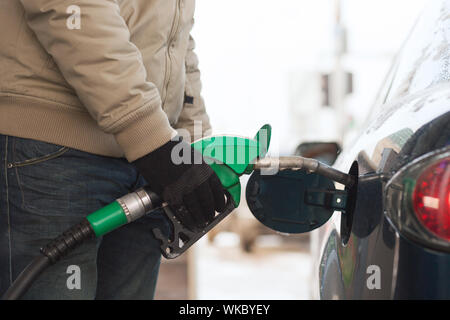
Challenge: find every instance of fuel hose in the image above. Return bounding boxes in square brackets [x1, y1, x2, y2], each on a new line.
[2, 187, 160, 300]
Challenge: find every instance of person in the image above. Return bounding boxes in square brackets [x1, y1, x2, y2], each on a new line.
[0, 0, 226, 299]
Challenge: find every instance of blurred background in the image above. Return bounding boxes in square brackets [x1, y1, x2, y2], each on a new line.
[155, 0, 428, 300]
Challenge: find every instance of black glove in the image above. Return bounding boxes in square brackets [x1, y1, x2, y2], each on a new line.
[133, 138, 226, 231]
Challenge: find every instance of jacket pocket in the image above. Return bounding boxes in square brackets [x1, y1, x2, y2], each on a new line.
[8, 137, 69, 168]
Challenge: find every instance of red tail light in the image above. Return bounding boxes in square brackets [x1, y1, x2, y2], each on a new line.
[385, 148, 450, 252]
[412, 159, 450, 241]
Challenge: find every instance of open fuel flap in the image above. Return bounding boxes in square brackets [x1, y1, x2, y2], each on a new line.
[246, 165, 356, 235]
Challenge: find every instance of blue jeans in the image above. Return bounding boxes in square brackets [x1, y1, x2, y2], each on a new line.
[0, 135, 168, 299]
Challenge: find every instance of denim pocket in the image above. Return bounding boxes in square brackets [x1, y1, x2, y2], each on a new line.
[7, 138, 94, 226]
[8, 137, 69, 168]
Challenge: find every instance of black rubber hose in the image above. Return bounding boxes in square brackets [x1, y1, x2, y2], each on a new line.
[2, 255, 51, 300]
[40, 219, 94, 264]
[2, 219, 95, 300]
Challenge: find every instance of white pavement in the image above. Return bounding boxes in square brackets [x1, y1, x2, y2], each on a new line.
[196, 232, 312, 300]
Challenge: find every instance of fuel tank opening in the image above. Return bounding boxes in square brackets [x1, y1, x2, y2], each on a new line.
[340, 161, 359, 245]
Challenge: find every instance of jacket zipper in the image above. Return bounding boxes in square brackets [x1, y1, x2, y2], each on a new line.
[162, 0, 182, 109]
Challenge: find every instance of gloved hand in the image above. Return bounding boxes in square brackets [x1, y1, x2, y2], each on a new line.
[133, 138, 226, 231]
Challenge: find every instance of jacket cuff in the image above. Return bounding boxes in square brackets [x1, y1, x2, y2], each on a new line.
[114, 106, 177, 162]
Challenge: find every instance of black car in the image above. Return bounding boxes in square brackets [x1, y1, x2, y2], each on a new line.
[308, 0, 450, 299]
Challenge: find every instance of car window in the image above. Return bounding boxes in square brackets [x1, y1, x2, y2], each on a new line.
[366, 1, 449, 121]
[385, 1, 450, 102]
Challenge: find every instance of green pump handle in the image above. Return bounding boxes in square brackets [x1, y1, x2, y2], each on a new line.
[191, 124, 272, 206]
[153, 124, 272, 258]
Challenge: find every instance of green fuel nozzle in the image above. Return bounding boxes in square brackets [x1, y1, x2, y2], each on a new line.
[40, 124, 273, 263]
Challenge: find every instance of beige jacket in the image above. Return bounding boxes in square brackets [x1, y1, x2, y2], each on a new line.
[0, 0, 211, 161]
